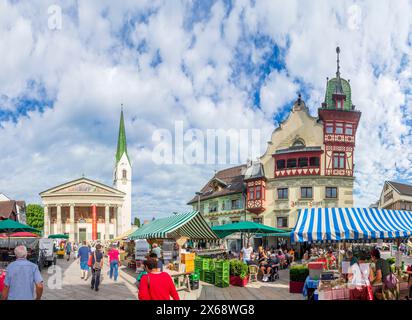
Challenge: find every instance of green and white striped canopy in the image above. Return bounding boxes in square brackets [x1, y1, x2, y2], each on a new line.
[128, 210, 219, 240]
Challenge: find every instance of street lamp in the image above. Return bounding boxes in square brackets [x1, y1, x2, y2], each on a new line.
[195, 192, 203, 213]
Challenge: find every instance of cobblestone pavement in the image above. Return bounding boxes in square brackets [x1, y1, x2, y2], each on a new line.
[41, 257, 303, 300]
[41, 257, 138, 300]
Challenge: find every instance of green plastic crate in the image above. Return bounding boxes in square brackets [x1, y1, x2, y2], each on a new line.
[204, 271, 215, 284]
[202, 258, 210, 270]
[215, 260, 230, 271]
[195, 259, 203, 270]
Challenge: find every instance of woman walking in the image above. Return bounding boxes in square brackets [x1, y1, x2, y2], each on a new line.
[138, 257, 179, 300]
[65, 242, 72, 262]
[108, 245, 120, 281]
[90, 244, 104, 292]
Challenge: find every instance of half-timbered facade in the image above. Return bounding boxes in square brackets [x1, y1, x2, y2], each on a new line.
[189, 48, 361, 238]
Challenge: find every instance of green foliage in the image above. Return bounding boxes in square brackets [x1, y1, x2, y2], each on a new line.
[386, 258, 395, 265]
[133, 217, 141, 227]
[229, 259, 249, 279]
[26, 204, 44, 231]
[290, 265, 309, 282]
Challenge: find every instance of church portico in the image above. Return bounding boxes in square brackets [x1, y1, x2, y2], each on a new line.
[40, 110, 133, 242]
[40, 178, 126, 242]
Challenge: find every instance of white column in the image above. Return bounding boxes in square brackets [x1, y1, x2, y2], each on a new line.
[105, 205, 110, 240]
[70, 204, 75, 242]
[56, 205, 62, 234]
[44, 205, 49, 236]
[117, 205, 123, 237]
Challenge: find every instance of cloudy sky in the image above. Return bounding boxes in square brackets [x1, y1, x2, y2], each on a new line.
[0, 0, 411, 222]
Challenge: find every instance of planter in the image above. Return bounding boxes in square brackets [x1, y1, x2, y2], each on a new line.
[230, 275, 249, 287]
[289, 281, 305, 294]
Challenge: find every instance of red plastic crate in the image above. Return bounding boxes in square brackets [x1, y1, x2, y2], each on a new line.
[308, 262, 324, 270]
[229, 275, 248, 287]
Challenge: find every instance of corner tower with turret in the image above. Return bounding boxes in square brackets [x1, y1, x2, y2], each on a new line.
[114, 108, 132, 235]
[318, 47, 361, 178]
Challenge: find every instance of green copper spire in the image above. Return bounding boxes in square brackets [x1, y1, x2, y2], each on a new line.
[115, 106, 130, 164]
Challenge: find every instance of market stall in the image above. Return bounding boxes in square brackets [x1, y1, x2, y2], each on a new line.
[211, 221, 289, 251]
[290, 207, 412, 300]
[128, 210, 219, 277]
[0, 220, 42, 291]
[48, 234, 69, 258]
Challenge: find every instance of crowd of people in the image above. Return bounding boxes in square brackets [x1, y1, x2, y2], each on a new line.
[239, 243, 295, 282]
[1, 240, 121, 300]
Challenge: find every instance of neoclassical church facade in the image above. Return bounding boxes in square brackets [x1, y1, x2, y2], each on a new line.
[189, 48, 362, 235]
[40, 110, 133, 242]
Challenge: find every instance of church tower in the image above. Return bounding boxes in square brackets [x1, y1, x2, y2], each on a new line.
[114, 108, 132, 235]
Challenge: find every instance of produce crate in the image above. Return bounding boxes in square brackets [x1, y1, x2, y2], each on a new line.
[181, 253, 196, 264]
[215, 278, 230, 288]
[202, 258, 210, 270]
[195, 258, 203, 270]
[215, 260, 230, 272]
[204, 271, 215, 284]
[185, 260, 195, 273]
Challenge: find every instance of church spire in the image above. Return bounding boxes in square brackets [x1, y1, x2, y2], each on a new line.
[115, 106, 130, 164]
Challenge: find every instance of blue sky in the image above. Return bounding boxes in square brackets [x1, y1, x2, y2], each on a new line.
[0, 0, 411, 221]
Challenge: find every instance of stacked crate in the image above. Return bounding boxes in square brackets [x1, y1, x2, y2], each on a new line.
[214, 260, 230, 288]
[194, 257, 202, 274]
[181, 253, 196, 273]
[204, 270, 215, 284]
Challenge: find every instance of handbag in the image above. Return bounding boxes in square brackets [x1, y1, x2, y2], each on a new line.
[93, 252, 102, 270]
[383, 271, 398, 290]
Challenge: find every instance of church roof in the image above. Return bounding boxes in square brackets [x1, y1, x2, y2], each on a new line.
[116, 109, 130, 164]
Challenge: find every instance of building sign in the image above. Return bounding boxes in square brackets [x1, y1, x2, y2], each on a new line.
[290, 200, 324, 208]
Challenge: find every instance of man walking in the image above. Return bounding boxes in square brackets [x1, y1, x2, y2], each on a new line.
[77, 241, 91, 280]
[151, 243, 163, 271]
[1, 245, 43, 300]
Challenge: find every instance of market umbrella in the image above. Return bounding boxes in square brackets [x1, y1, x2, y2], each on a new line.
[8, 232, 40, 238]
[48, 234, 69, 239]
[211, 221, 289, 246]
[0, 219, 41, 249]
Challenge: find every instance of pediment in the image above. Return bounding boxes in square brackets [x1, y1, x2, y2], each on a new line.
[40, 177, 125, 196]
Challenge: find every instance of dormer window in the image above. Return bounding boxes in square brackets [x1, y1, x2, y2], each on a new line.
[336, 99, 344, 109]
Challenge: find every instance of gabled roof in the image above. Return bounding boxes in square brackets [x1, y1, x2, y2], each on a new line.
[39, 177, 125, 196]
[386, 181, 412, 197]
[0, 201, 17, 219]
[187, 165, 246, 204]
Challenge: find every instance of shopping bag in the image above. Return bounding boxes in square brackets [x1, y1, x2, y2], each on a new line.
[87, 255, 93, 267]
[366, 285, 374, 300]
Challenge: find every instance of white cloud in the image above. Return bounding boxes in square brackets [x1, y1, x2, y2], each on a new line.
[0, 0, 411, 221]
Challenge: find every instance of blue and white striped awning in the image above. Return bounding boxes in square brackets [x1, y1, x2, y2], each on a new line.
[291, 208, 412, 243]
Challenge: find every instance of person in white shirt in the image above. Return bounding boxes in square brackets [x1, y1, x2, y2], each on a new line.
[241, 243, 254, 264]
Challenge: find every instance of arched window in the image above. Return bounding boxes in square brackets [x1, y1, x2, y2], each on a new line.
[292, 138, 305, 147]
[122, 169, 127, 179]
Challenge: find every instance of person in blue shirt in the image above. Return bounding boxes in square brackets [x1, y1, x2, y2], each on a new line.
[77, 241, 91, 280]
[2, 245, 43, 300]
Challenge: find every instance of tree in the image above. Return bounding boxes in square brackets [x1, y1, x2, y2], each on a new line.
[133, 217, 141, 228]
[26, 204, 44, 230]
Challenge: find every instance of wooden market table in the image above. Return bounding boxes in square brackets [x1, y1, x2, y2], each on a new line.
[166, 270, 194, 292]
